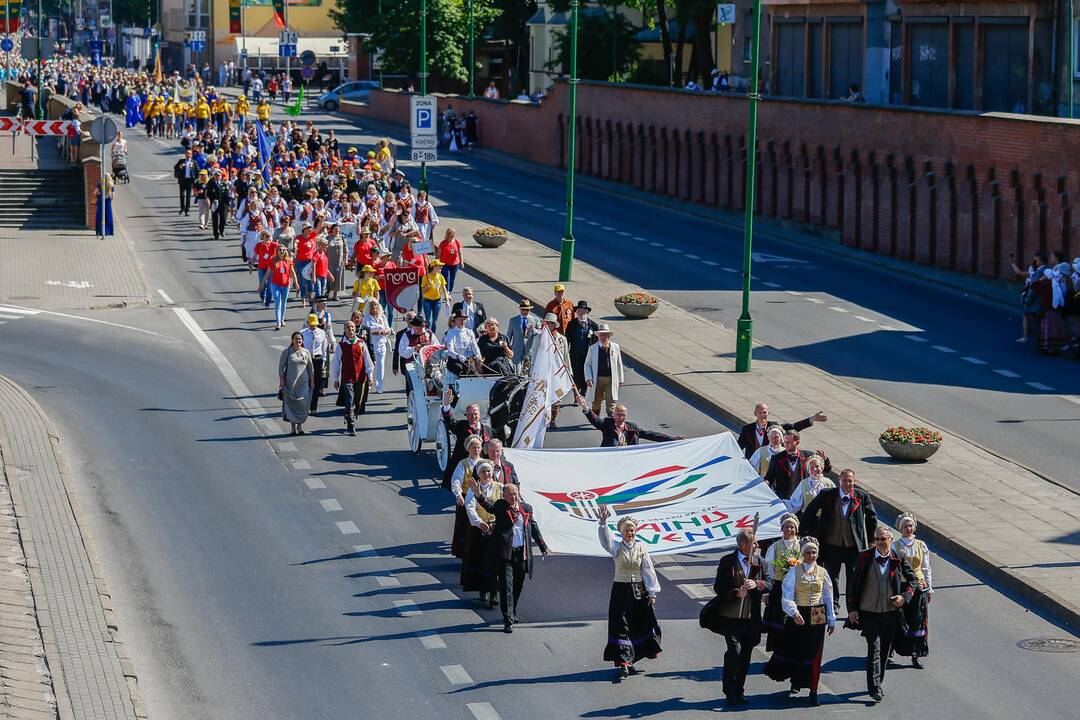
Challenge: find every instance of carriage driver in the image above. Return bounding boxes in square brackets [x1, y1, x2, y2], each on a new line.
[443, 310, 482, 382]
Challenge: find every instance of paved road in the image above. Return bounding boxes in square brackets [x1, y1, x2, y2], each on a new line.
[0, 113, 1075, 719]
[274, 102, 1080, 491]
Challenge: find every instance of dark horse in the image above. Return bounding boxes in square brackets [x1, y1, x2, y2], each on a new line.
[488, 375, 530, 444]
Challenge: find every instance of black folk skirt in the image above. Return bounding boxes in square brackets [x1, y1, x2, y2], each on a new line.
[893, 589, 930, 658]
[763, 605, 827, 692]
[459, 526, 497, 594]
[603, 581, 662, 666]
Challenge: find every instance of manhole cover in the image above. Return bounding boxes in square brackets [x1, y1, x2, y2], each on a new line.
[689, 306, 721, 313]
[1016, 637, 1080, 653]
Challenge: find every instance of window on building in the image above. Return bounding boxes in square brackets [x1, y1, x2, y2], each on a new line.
[807, 21, 823, 98]
[775, 21, 806, 97]
[954, 22, 975, 110]
[982, 21, 1029, 113]
[828, 20, 863, 99]
[908, 22, 949, 108]
[744, 10, 754, 63]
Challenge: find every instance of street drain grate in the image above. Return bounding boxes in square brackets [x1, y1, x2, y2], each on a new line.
[1016, 637, 1080, 653]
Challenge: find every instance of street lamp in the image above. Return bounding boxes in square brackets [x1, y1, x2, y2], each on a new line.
[35, 0, 43, 120]
[734, 0, 762, 373]
[419, 0, 429, 193]
[557, 0, 579, 282]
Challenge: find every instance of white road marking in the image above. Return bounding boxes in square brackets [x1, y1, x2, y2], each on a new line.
[721, 267, 737, 273]
[679, 583, 714, 599]
[828, 307, 849, 313]
[304, 477, 326, 490]
[157, 288, 174, 304]
[854, 315, 875, 323]
[0, 306, 39, 315]
[904, 334, 928, 343]
[1060, 395, 1080, 407]
[319, 498, 343, 512]
[703, 260, 719, 266]
[376, 576, 401, 587]
[1026, 382, 1055, 391]
[277, 441, 298, 452]
[0, 314, 23, 320]
[393, 599, 420, 616]
[993, 369, 1021, 378]
[616, 230, 632, 237]
[415, 630, 446, 649]
[633, 237, 648, 242]
[467, 703, 501, 720]
[931, 345, 957, 353]
[762, 281, 781, 288]
[785, 290, 804, 296]
[665, 247, 682, 253]
[685, 254, 700, 260]
[336, 521, 361, 535]
[544, 207, 559, 213]
[961, 356, 987, 365]
[353, 544, 379, 557]
[9, 303, 164, 337]
[291, 459, 311, 470]
[649, 241, 664, 247]
[601, 225, 616, 231]
[440, 665, 474, 685]
[877, 325, 898, 331]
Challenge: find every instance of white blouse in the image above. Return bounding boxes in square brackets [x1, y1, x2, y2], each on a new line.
[598, 524, 661, 596]
[780, 562, 836, 627]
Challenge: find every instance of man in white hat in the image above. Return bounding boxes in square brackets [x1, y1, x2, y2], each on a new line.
[584, 323, 624, 416]
[530, 312, 571, 427]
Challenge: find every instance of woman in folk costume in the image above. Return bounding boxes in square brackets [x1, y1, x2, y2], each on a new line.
[449, 435, 485, 559]
[764, 536, 836, 706]
[782, 454, 834, 517]
[461, 461, 503, 607]
[412, 189, 440, 244]
[762, 513, 802, 651]
[597, 506, 662, 679]
[891, 513, 933, 668]
[748, 425, 784, 478]
[1033, 266, 1068, 354]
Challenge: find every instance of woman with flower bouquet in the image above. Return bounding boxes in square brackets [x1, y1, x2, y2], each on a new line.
[762, 513, 802, 650]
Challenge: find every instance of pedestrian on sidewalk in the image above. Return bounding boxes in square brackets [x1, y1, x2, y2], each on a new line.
[278, 331, 315, 436]
[763, 536, 836, 706]
[846, 526, 918, 703]
[708, 528, 771, 707]
[802, 469, 878, 614]
[597, 505, 661, 678]
[890, 513, 933, 669]
[331, 320, 373, 436]
[737, 402, 826, 459]
[584, 324, 623, 417]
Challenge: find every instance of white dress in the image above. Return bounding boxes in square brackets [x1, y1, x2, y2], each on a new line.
[362, 312, 391, 392]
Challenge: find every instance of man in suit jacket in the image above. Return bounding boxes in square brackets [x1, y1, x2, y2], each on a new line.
[847, 525, 918, 702]
[763, 430, 833, 501]
[584, 324, 625, 416]
[440, 389, 494, 489]
[485, 439, 519, 486]
[803, 469, 877, 612]
[450, 286, 487, 332]
[737, 401, 827, 459]
[565, 300, 599, 393]
[505, 299, 541, 370]
[473, 483, 548, 633]
[575, 394, 684, 447]
[174, 150, 197, 215]
[711, 530, 772, 707]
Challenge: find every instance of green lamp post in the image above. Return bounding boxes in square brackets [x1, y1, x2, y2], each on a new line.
[419, 0, 429, 193]
[557, 0, 580, 282]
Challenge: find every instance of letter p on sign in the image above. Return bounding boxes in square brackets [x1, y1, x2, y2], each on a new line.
[416, 109, 432, 129]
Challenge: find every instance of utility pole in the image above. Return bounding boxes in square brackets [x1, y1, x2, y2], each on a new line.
[377, 0, 383, 87]
[734, 0, 762, 372]
[241, 0, 248, 74]
[557, 0, 579, 282]
[1071, 0, 1075, 118]
[468, 0, 475, 97]
[36, 0, 43, 120]
[284, 0, 290, 94]
[611, 1, 617, 81]
[419, 0, 428, 192]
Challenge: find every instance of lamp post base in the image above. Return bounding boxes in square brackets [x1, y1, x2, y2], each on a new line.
[558, 235, 575, 282]
[735, 316, 753, 372]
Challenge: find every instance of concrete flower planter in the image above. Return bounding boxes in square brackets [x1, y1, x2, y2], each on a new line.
[879, 439, 941, 462]
[614, 301, 658, 319]
[473, 231, 509, 248]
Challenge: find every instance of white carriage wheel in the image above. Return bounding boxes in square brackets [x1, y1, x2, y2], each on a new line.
[436, 417, 450, 472]
[406, 390, 422, 453]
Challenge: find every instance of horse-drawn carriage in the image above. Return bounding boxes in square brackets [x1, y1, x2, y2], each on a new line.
[404, 347, 529, 471]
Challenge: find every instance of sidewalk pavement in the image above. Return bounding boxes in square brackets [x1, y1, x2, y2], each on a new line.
[0, 134, 150, 312]
[446, 213, 1080, 631]
[0, 374, 142, 720]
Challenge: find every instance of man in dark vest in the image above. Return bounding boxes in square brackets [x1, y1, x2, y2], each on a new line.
[330, 321, 373, 435]
[391, 311, 417, 378]
[711, 529, 771, 707]
[764, 430, 832, 501]
[736, 401, 826, 459]
[847, 525, 918, 702]
[803, 469, 878, 613]
[484, 438, 519, 485]
[440, 388, 494, 490]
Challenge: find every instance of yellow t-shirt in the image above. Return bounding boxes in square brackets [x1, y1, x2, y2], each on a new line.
[236, 98, 249, 116]
[256, 103, 271, 121]
[421, 272, 446, 301]
[354, 277, 379, 298]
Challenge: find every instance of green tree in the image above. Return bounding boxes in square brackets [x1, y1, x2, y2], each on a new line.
[548, 8, 640, 82]
[113, 0, 152, 27]
[330, 0, 499, 90]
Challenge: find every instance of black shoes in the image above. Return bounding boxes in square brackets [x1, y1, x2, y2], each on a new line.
[912, 657, 924, 669]
[619, 665, 631, 679]
[503, 622, 513, 634]
[808, 692, 819, 706]
[346, 426, 356, 436]
[869, 689, 883, 702]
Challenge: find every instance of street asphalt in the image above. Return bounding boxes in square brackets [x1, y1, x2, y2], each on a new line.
[0, 113, 1075, 719]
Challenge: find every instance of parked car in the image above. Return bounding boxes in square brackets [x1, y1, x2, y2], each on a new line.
[317, 81, 381, 111]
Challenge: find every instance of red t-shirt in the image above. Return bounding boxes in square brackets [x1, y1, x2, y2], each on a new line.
[255, 241, 278, 270]
[271, 260, 293, 287]
[313, 251, 329, 278]
[295, 232, 316, 262]
[353, 237, 378, 268]
[402, 244, 427, 276]
[438, 238, 462, 266]
[375, 259, 397, 290]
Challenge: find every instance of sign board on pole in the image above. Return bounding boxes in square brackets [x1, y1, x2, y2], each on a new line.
[410, 134, 436, 150]
[300, 49, 316, 66]
[409, 149, 438, 163]
[717, 3, 736, 24]
[0, 37, 13, 53]
[279, 31, 298, 46]
[409, 95, 437, 137]
[301, 65, 314, 81]
[89, 116, 119, 145]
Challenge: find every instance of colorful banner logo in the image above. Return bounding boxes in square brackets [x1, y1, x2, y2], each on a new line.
[384, 266, 419, 313]
[272, 0, 286, 29]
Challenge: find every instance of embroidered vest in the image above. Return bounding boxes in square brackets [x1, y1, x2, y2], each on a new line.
[339, 338, 366, 384]
[468, 481, 502, 524]
[793, 564, 825, 606]
[613, 540, 646, 583]
[895, 539, 926, 585]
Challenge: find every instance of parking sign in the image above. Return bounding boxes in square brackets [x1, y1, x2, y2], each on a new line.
[410, 95, 437, 136]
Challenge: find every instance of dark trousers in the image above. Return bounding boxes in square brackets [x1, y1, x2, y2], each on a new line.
[860, 610, 899, 694]
[310, 357, 324, 411]
[722, 630, 756, 699]
[179, 180, 193, 214]
[341, 380, 369, 426]
[211, 202, 228, 239]
[820, 543, 859, 610]
[499, 547, 527, 624]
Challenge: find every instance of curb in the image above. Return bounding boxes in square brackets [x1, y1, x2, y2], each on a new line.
[460, 252, 1080, 633]
[0, 374, 146, 719]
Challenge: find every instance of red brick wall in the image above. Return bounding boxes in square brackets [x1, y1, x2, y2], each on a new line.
[347, 81, 1080, 278]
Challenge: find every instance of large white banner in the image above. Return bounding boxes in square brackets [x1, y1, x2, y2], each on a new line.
[506, 432, 783, 556]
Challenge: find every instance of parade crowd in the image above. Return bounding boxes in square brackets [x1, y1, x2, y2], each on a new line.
[13, 51, 938, 710]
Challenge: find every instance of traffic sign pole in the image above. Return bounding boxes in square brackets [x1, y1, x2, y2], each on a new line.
[419, 0, 428, 193]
